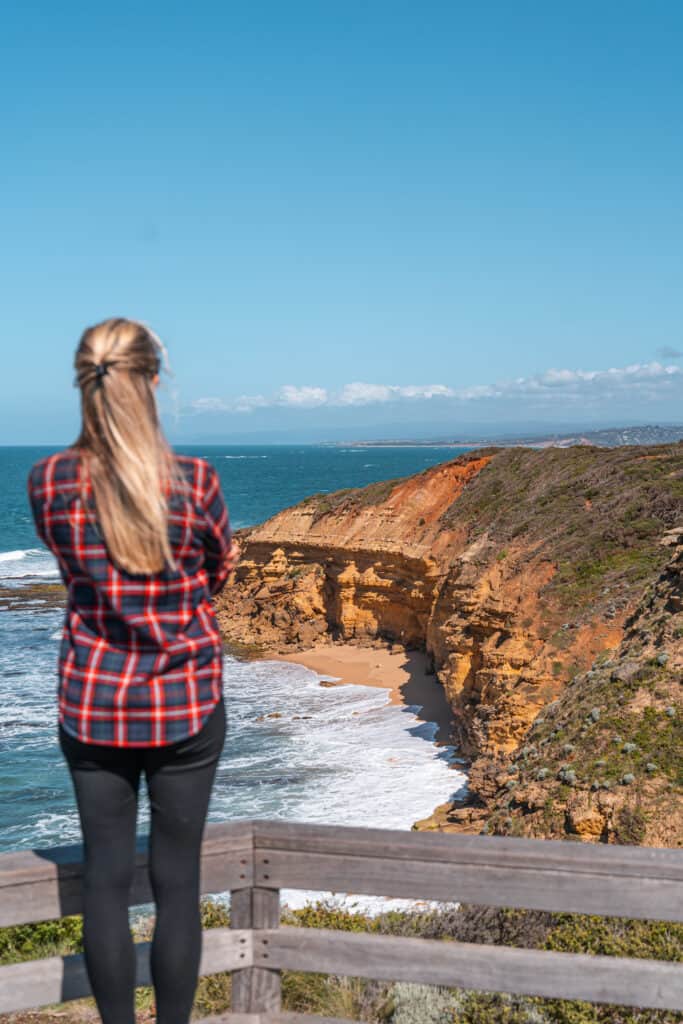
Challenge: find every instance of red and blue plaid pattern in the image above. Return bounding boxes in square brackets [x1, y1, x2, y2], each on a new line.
[28, 450, 233, 747]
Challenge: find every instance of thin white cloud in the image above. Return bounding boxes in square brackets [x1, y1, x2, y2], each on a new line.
[190, 394, 270, 413]
[335, 382, 456, 405]
[187, 361, 682, 414]
[489, 362, 682, 404]
[451, 361, 683, 404]
[336, 382, 393, 405]
[190, 397, 230, 412]
[277, 385, 329, 407]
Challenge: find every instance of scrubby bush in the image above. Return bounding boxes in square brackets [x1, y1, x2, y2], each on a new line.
[388, 981, 465, 1023]
[0, 915, 83, 964]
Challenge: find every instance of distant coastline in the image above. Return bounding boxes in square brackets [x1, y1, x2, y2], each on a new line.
[324, 423, 683, 450]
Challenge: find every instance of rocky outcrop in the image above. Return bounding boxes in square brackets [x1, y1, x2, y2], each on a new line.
[216, 443, 682, 842]
[215, 454, 490, 654]
[419, 530, 683, 845]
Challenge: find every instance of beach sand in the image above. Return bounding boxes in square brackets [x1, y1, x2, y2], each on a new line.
[273, 644, 454, 746]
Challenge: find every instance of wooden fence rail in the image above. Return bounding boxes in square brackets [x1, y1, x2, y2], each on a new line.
[0, 819, 681, 1020]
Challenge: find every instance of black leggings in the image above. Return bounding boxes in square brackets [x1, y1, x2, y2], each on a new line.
[59, 698, 226, 1024]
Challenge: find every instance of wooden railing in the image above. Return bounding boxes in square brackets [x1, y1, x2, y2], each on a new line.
[1, 819, 682, 1020]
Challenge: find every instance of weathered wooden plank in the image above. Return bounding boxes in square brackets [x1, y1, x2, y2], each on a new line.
[0, 928, 251, 1014]
[252, 819, 683, 882]
[0, 821, 253, 927]
[231, 888, 281, 1014]
[272, 1015, 356, 1023]
[231, 889, 255, 1012]
[0, 820, 253, 889]
[197, 1014, 262, 1024]
[201, 820, 255, 894]
[197, 1015, 355, 1024]
[253, 847, 683, 921]
[4, 819, 681, 929]
[255, 927, 683, 1011]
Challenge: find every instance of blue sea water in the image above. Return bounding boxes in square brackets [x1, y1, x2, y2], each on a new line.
[0, 444, 468, 910]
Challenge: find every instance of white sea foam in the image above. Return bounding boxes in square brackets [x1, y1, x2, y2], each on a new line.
[11, 811, 82, 851]
[206, 657, 466, 913]
[0, 550, 25, 561]
[0, 547, 60, 581]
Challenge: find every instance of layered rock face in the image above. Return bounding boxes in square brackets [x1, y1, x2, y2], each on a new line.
[216, 443, 682, 841]
[215, 455, 489, 655]
[436, 532, 682, 846]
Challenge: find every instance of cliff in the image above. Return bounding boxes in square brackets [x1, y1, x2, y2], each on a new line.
[215, 443, 682, 842]
[422, 527, 682, 845]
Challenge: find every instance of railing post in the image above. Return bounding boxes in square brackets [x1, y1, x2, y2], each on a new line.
[230, 885, 281, 1015]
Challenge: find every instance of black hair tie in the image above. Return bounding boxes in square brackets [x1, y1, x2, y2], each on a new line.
[94, 362, 110, 382]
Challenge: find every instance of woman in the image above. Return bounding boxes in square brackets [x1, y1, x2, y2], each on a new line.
[27, 318, 239, 1024]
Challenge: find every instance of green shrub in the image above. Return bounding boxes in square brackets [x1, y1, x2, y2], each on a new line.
[0, 915, 83, 964]
[388, 981, 465, 1022]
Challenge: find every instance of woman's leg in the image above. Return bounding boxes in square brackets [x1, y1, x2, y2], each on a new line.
[145, 698, 226, 1024]
[59, 728, 141, 1024]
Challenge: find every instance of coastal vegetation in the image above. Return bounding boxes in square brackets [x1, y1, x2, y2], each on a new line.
[476, 658, 681, 844]
[301, 476, 403, 521]
[438, 445, 680, 612]
[2, 899, 681, 1022]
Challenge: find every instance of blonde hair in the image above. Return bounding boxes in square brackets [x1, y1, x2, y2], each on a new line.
[74, 317, 183, 575]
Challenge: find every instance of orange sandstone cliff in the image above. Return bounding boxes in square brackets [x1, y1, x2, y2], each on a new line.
[215, 444, 682, 843]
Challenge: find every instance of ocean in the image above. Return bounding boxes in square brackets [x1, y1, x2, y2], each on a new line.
[0, 444, 468, 911]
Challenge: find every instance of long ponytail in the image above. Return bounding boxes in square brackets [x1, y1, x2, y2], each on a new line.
[74, 317, 182, 574]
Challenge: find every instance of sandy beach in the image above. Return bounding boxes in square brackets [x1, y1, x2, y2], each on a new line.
[272, 643, 454, 746]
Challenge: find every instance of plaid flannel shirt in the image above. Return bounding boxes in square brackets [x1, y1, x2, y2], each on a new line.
[27, 450, 232, 747]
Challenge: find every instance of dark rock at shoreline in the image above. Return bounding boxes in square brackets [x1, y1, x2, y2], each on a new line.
[0, 582, 65, 613]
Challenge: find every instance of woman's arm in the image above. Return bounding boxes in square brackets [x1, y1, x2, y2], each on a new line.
[200, 464, 240, 595]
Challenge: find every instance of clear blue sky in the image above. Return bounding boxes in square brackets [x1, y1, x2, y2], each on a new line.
[2, 1, 682, 443]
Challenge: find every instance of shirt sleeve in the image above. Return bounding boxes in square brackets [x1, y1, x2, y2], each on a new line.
[26, 462, 49, 547]
[200, 463, 234, 596]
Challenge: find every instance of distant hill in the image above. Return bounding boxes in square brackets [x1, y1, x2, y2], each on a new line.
[333, 424, 683, 449]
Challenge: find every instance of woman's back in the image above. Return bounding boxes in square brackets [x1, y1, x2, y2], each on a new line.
[28, 448, 233, 746]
